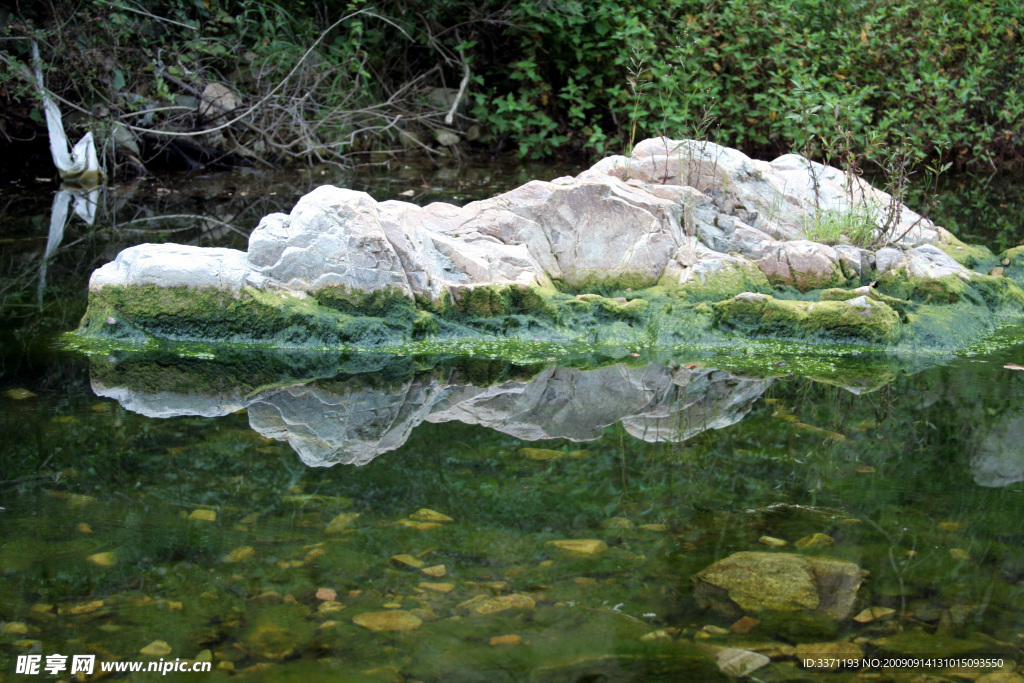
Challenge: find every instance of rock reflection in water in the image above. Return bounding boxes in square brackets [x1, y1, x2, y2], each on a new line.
[92, 362, 771, 466]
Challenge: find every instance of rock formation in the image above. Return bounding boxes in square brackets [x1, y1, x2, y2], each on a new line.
[77, 137, 1024, 353]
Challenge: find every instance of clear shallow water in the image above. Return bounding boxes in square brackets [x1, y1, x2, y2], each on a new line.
[4, 162, 1024, 681]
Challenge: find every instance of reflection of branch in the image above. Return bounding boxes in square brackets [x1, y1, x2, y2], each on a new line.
[120, 214, 248, 238]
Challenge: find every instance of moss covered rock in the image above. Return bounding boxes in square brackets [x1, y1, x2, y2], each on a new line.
[712, 292, 902, 344]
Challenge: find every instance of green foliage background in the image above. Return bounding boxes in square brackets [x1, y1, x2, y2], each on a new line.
[1, 0, 1022, 168]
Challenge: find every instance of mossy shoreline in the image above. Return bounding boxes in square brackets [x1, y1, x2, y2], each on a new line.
[74, 247, 1024, 359]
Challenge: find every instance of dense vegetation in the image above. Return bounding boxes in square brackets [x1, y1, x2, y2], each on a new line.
[1, 0, 1022, 175]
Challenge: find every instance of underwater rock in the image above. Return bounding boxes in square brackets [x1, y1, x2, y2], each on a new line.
[78, 137, 1024, 354]
[242, 607, 315, 659]
[693, 551, 863, 620]
[972, 415, 1024, 487]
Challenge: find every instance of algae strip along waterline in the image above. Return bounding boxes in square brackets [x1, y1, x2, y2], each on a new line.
[73, 137, 1024, 358]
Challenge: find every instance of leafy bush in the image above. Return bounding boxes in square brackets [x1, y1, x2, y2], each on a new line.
[470, 0, 1024, 168]
[2, 0, 1021, 170]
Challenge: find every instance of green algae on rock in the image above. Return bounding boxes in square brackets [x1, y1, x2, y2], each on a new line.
[76, 138, 1024, 355]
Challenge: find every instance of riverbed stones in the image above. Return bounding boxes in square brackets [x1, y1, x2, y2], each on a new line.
[692, 551, 863, 620]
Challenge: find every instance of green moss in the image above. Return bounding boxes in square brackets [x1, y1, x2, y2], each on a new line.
[596, 297, 649, 320]
[74, 252, 1024, 356]
[712, 293, 902, 344]
[938, 234, 996, 268]
[553, 271, 658, 295]
[450, 284, 560, 320]
[876, 269, 1024, 313]
[877, 271, 969, 304]
[819, 286, 915, 320]
[1000, 245, 1024, 283]
[671, 264, 772, 302]
[314, 284, 414, 318]
[79, 285, 413, 348]
[412, 310, 438, 337]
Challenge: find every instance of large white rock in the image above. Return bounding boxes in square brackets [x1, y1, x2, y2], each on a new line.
[89, 244, 249, 291]
[89, 138, 961, 303]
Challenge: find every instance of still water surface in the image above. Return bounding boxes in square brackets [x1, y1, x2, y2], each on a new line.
[3, 160, 1024, 681]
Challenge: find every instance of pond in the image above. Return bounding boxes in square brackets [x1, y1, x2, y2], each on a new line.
[3, 159, 1024, 681]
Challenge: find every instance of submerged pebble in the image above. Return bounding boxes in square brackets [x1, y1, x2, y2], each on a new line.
[352, 610, 423, 632]
[489, 634, 522, 646]
[758, 536, 788, 547]
[409, 508, 454, 523]
[390, 554, 425, 569]
[87, 551, 116, 567]
[325, 512, 360, 534]
[221, 546, 255, 563]
[795, 533, 834, 549]
[853, 606, 896, 623]
[547, 539, 608, 555]
[139, 640, 172, 657]
[188, 509, 216, 522]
